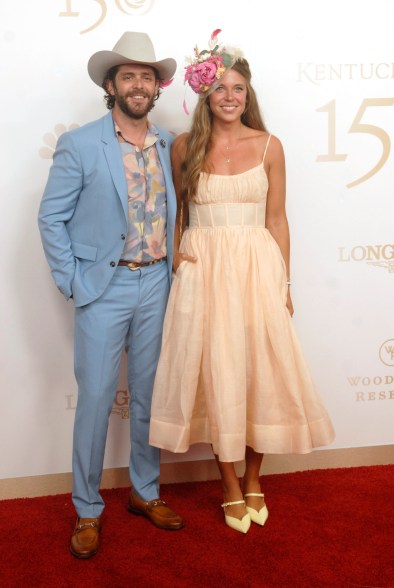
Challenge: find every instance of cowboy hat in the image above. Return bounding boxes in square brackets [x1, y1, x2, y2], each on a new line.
[87, 31, 177, 87]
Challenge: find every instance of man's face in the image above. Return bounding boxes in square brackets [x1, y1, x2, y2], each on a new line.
[110, 64, 159, 119]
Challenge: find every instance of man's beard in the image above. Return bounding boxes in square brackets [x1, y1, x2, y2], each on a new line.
[116, 91, 156, 119]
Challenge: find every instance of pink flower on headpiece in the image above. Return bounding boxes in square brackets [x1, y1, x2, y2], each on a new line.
[183, 29, 243, 111]
[186, 60, 218, 94]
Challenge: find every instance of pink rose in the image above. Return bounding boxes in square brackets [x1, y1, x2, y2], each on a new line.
[187, 60, 218, 93]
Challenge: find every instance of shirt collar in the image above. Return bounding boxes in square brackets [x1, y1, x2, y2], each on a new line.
[113, 117, 159, 148]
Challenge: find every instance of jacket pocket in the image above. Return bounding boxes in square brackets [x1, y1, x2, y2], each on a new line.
[71, 241, 97, 261]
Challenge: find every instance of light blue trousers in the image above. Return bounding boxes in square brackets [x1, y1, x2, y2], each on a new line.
[72, 261, 169, 518]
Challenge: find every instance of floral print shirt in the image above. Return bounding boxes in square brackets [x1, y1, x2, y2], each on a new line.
[115, 121, 167, 262]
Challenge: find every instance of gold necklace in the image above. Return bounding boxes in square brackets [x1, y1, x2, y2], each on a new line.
[224, 145, 231, 164]
[212, 131, 243, 164]
[220, 135, 242, 164]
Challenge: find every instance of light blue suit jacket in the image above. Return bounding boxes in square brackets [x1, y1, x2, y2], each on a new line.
[38, 112, 176, 307]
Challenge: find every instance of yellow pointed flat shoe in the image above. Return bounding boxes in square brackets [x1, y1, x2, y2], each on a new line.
[221, 500, 251, 534]
[244, 492, 269, 526]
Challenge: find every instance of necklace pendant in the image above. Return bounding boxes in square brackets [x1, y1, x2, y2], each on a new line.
[225, 157, 231, 163]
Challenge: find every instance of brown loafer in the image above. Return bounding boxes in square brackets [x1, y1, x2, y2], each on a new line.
[70, 517, 101, 559]
[128, 489, 184, 530]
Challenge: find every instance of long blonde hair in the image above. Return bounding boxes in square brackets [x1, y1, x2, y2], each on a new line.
[182, 59, 267, 202]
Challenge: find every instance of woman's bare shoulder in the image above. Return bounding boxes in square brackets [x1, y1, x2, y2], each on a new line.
[171, 132, 189, 168]
[264, 134, 285, 174]
[249, 130, 283, 149]
[266, 134, 284, 158]
[245, 129, 282, 152]
[171, 132, 189, 156]
[267, 133, 283, 147]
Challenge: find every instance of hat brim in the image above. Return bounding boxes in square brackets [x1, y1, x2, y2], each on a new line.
[88, 50, 177, 87]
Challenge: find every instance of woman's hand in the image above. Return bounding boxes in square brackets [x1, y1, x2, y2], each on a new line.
[173, 251, 197, 273]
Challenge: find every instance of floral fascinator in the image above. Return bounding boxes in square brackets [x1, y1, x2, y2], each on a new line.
[183, 29, 243, 114]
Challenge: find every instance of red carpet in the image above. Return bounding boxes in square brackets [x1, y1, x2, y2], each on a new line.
[0, 465, 393, 587]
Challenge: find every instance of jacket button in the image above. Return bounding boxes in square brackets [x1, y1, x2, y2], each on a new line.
[110, 261, 116, 267]
[121, 234, 126, 240]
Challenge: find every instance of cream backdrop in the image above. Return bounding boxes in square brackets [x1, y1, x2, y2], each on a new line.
[0, 0, 393, 481]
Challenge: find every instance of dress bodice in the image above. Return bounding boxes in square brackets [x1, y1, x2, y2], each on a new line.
[194, 162, 269, 206]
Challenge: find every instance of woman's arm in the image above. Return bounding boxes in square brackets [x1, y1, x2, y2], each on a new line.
[171, 133, 197, 272]
[264, 136, 294, 316]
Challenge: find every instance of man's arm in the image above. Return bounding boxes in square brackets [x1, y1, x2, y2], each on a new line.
[38, 131, 82, 300]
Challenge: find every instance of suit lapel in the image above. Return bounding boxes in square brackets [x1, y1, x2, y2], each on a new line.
[101, 113, 128, 220]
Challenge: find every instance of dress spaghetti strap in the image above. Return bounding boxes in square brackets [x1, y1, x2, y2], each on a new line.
[262, 134, 271, 164]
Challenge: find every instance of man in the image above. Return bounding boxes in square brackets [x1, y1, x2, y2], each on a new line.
[38, 32, 183, 559]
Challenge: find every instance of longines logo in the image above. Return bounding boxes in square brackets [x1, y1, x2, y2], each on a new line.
[347, 340, 394, 401]
[338, 244, 394, 273]
[298, 62, 394, 84]
[66, 389, 130, 418]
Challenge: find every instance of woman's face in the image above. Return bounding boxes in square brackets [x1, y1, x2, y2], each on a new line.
[208, 69, 247, 122]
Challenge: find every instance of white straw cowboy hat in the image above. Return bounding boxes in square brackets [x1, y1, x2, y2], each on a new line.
[87, 31, 177, 87]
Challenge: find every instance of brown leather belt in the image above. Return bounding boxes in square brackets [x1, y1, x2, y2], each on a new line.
[118, 257, 167, 271]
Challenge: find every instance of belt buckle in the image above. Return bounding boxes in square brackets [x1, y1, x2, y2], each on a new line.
[127, 262, 140, 271]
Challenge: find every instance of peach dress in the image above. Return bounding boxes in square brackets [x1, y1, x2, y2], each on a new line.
[150, 140, 335, 462]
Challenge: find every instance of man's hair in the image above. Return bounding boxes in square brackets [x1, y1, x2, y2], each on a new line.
[102, 65, 162, 110]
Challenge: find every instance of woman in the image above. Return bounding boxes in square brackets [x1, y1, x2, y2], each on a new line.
[150, 31, 335, 533]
